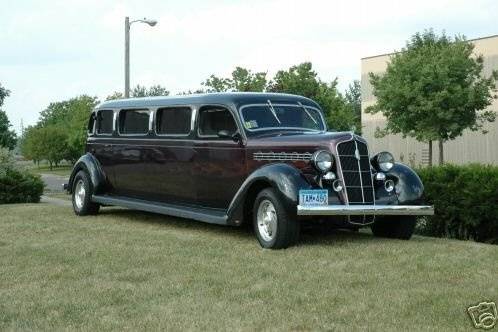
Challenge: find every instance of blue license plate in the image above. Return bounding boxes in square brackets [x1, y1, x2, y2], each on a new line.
[299, 189, 328, 206]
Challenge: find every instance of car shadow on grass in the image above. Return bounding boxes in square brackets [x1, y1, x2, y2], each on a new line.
[97, 208, 386, 247]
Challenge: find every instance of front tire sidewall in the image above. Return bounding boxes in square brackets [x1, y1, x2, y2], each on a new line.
[253, 188, 299, 249]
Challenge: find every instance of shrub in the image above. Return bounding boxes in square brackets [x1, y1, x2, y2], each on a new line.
[0, 147, 14, 177]
[416, 164, 498, 244]
[0, 148, 44, 204]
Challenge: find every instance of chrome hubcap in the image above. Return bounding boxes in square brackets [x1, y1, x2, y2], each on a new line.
[257, 199, 277, 242]
[74, 180, 85, 209]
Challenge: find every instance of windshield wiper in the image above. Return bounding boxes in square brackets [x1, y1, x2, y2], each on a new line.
[297, 101, 318, 125]
[266, 100, 281, 124]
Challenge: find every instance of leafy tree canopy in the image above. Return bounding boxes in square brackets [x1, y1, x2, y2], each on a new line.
[202, 67, 267, 92]
[345, 80, 362, 132]
[23, 95, 97, 164]
[367, 29, 498, 145]
[0, 83, 17, 150]
[268, 62, 356, 131]
[106, 84, 170, 100]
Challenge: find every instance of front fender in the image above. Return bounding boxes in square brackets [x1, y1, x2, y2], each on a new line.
[386, 163, 425, 205]
[227, 163, 312, 223]
[67, 153, 107, 194]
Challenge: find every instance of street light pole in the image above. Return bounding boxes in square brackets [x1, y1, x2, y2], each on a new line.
[124, 16, 130, 98]
[124, 16, 157, 98]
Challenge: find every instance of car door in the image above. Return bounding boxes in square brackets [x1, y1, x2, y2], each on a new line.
[193, 105, 246, 209]
[146, 106, 196, 205]
[87, 109, 117, 189]
[112, 108, 154, 199]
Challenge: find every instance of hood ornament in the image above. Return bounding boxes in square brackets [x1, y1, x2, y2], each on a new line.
[354, 148, 361, 161]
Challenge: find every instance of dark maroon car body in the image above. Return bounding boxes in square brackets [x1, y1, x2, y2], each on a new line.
[67, 92, 433, 247]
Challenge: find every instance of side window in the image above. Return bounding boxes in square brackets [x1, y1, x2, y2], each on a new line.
[96, 110, 114, 135]
[119, 109, 150, 135]
[198, 106, 237, 137]
[87, 113, 96, 134]
[156, 107, 192, 135]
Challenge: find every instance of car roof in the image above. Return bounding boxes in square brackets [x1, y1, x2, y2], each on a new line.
[97, 92, 322, 110]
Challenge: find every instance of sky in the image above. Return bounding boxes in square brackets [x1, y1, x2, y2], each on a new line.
[1, 0, 497, 133]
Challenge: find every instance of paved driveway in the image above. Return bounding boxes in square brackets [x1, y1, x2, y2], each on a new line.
[41, 174, 69, 193]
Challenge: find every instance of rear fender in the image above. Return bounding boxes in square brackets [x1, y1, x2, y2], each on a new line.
[67, 153, 107, 194]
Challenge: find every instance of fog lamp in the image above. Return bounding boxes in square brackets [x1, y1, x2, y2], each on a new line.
[332, 179, 343, 192]
[385, 179, 395, 193]
[322, 172, 336, 181]
[375, 172, 386, 181]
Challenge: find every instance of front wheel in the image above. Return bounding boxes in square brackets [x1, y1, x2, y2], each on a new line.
[370, 216, 416, 240]
[253, 188, 300, 249]
[72, 170, 100, 216]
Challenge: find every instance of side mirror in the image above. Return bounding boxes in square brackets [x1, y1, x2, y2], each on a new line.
[217, 130, 241, 143]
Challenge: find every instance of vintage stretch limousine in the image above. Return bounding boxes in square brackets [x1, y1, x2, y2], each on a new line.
[66, 92, 434, 249]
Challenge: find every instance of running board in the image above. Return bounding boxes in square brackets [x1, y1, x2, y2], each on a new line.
[91, 195, 228, 225]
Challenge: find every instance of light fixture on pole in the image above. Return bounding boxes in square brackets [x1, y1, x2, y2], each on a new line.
[124, 17, 157, 98]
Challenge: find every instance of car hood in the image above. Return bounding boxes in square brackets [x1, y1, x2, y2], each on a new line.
[246, 131, 359, 150]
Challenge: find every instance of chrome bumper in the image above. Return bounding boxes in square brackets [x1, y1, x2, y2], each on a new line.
[297, 204, 434, 216]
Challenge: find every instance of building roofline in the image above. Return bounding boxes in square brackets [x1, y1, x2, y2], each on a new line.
[361, 33, 498, 61]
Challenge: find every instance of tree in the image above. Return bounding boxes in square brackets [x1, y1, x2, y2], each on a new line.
[21, 125, 67, 169]
[202, 67, 267, 92]
[0, 83, 17, 150]
[107, 85, 170, 100]
[63, 96, 99, 163]
[37, 126, 68, 169]
[268, 62, 356, 131]
[20, 126, 43, 165]
[367, 30, 498, 165]
[34, 95, 98, 164]
[106, 91, 124, 101]
[145, 84, 170, 97]
[345, 80, 362, 133]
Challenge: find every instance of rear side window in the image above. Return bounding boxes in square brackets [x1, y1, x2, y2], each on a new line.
[119, 109, 150, 135]
[96, 110, 114, 135]
[156, 107, 192, 135]
[198, 107, 237, 136]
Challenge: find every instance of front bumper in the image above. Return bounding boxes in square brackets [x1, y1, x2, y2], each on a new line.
[297, 204, 434, 216]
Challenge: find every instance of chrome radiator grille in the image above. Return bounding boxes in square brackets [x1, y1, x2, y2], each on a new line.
[337, 139, 375, 205]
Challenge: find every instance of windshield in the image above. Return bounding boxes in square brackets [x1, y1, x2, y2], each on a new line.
[240, 104, 325, 132]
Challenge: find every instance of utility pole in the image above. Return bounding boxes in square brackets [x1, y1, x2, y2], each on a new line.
[124, 17, 157, 98]
[124, 16, 130, 98]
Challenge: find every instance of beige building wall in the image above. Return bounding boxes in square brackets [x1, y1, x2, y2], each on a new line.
[361, 35, 498, 166]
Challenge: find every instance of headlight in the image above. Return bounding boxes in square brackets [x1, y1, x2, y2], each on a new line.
[372, 151, 395, 172]
[312, 150, 333, 173]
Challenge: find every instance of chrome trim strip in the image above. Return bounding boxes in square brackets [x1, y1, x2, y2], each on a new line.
[335, 133, 354, 204]
[297, 205, 435, 216]
[253, 151, 312, 161]
[354, 140, 365, 203]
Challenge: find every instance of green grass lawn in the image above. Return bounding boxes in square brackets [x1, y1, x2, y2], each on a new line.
[1, 204, 497, 331]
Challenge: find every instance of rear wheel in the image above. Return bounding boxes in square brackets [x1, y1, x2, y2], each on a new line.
[72, 170, 100, 216]
[253, 188, 300, 249]
[371, 216, 416, 240]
